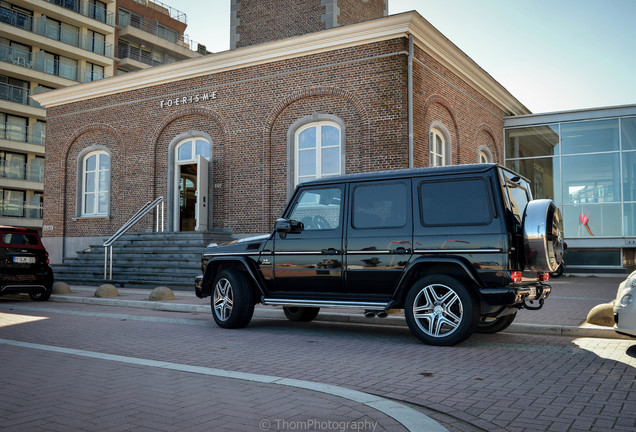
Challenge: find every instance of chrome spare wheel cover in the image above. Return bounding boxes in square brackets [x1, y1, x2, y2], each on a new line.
[412, 283, 463, 337]
[213, 278, 234, 321]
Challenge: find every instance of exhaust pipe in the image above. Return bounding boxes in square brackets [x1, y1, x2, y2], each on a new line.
[364, 310, 388, 319]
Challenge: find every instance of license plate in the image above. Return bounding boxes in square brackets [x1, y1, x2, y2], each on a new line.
[13, 256, 36, 264]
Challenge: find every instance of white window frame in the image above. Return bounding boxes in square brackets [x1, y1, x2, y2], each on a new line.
[294, 121, 342, 187]
[429, 128, 446, 166]
[81, 150, 110, 216]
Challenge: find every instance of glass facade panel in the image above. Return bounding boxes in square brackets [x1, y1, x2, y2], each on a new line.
[565, 249, 621, 267]
[505, 124, 559, 158]
[623, 151, 636, 202]
[563, 204, 621, 238]
[622, 117, 636, 150]
[625, 203, 636, 237]
[561, 119, 619, 154]
[505, 157, 561, 202]
[561, 153, 620, 204]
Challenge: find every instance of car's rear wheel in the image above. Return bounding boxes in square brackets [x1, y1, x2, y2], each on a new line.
[283, 306, 320, 322]
[475, 312, 517, 334]
[404, 275, 478, 346]
[211, 270, 254, 329]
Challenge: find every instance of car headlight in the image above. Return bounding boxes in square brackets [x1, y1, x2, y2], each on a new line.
[620, 293, 633, 307]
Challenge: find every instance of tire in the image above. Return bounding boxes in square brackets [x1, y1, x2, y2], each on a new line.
[550, 263, 565, 279]
[29, 289, 51, 301]
[523, 199, 564, 273]
[211, 270, 255, 329]
[404, 275, 479, 346]
[475, 312, 517, 334]
[283, 306, 320, 322]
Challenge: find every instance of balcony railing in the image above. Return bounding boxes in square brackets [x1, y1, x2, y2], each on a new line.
[0, 82, 43, 108]
[0, 43, 111, 83]
[117, 44, 169, 67]
[132, 0, 186, 24]
[44, 0, 115, 26]
[117, 14, 201, 52]
[0, 199, 43, 219]
[1, 7, 113, 58]
[0, 122, 46, 146]
[0, 160, 45, 183]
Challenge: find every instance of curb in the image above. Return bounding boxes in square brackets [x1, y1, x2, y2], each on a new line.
[49, 294, 634, 341]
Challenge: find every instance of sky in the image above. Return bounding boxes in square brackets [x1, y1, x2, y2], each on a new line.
[175, 0, 636, 114]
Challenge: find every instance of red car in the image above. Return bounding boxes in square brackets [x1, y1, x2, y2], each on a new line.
[0, 226, 54, 301]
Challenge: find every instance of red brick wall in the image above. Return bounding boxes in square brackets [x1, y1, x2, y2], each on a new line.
[43, 36, 506, 240]
[337, 0, 387, 25]
[234, 0, 326, 48]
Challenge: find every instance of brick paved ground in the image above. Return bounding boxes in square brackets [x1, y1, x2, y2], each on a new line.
[1, 275, 635, 431]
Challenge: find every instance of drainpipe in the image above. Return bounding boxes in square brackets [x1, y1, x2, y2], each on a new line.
[408, 34, 414, 169]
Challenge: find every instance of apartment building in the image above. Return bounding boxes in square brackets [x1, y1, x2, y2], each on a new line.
[0, 0, 202, 232]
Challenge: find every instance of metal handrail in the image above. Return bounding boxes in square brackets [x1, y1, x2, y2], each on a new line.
[104, 196, 164, 280]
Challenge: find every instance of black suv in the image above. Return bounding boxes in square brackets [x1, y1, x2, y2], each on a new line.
[195, 164, 563, 345]
[0, 226, 54, 301]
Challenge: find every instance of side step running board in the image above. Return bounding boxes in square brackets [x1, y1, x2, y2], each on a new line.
[262, 297, 391, 310]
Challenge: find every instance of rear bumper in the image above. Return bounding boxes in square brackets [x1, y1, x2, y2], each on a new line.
[481, 282, 551, 307]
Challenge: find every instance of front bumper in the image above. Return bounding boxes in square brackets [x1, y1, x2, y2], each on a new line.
[195, 275, 204, 298]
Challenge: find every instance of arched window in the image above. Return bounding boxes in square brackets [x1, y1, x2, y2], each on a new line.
[175, 138, 210, 163]
[478, 147, 493, 163]
[294, 121, 341, 186]
[82, 151, 110, 216]
[429, 129, 446, 166]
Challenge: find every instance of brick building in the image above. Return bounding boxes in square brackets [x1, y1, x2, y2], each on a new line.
[34, 2, 529, 263]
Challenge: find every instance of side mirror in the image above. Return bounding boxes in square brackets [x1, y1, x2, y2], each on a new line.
[275, 218, 303, 239]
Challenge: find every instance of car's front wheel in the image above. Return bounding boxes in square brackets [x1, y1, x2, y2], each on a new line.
[283, 306, 320, 322]
[404, 275, 478, 346]
[211, 270, 255, 329]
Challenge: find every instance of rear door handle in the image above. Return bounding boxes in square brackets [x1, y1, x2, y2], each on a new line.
[392, 247, 411, 254]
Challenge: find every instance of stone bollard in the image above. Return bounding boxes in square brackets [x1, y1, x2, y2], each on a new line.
[586, 302, 615, 327]
[95, 284, 119, 298]
[149, 286, 175, 301]
[52, 281, 72, 294]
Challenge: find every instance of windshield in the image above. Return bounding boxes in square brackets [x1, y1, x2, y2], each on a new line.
[499, 168, 532, 223]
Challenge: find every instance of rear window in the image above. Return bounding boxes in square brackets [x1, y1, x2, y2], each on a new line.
[499, 168, 532, 223]
[1, 232, 40, 246]
[419, 178, 493, 226]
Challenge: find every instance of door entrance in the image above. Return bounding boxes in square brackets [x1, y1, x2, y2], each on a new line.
[173, 137, 211, 232]
[178, 163, 197, 231]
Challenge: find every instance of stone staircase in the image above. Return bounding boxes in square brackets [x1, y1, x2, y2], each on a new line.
[52, 231, 234, 291]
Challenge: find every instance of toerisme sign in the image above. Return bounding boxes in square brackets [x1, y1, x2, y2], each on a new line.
[159, 91, 217, 108]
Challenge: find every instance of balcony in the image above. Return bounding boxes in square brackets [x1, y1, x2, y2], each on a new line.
[0, 160, 44, 183]
[44, 0, 115, 26]
[0, 122, 45, 146]
[0, 82, 43, 109]
[117, 15, 202, 56]
[0, 43, 111, 84]
[0, 7, 114, 58]
[0, 199, 43, 220]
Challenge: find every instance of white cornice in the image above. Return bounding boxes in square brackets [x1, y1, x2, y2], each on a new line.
[33, 11, 529, 115]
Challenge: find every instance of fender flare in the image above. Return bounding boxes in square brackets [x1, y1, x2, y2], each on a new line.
[201, 256, 267, 298]
[392, 256, 484, 304]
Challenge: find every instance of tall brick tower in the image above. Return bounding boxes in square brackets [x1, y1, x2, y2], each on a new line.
[230, 0, 388, 49]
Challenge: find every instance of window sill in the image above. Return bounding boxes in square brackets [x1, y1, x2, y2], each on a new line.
[72, 215, 110, 221]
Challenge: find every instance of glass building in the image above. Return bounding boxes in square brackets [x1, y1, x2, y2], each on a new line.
[504, 105, 636, 271]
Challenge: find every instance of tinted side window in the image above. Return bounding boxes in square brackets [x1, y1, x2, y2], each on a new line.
[1, 233, 39, 246]
[419, 178, 493, 226]
[352, 182, 407, 229]
[288, 187, 341, 231]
